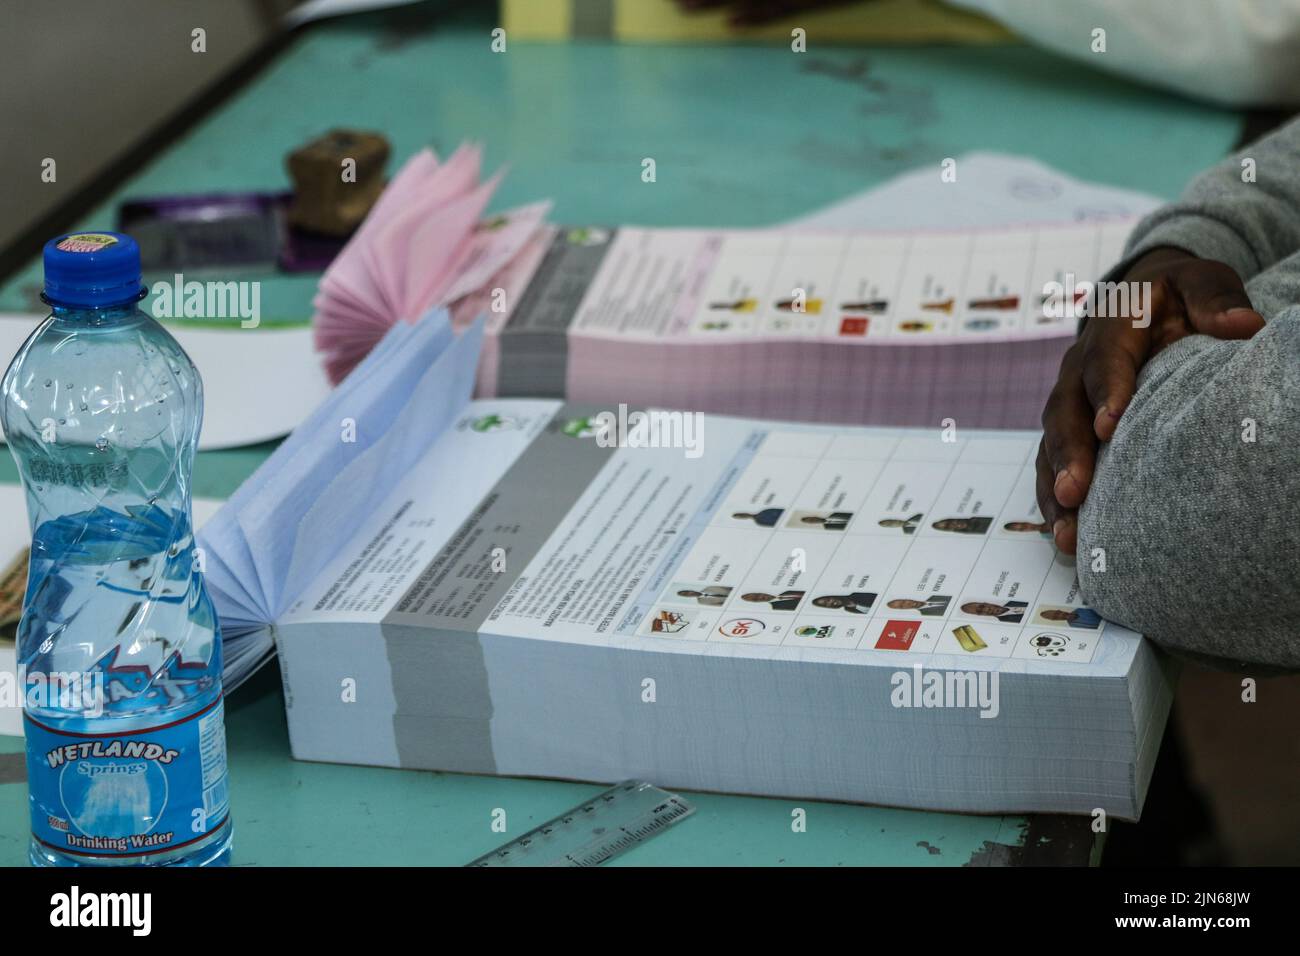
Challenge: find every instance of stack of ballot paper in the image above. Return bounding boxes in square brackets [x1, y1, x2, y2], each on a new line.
[203, 310, 1175, 819]
[462, 220, 1135, 428]
[312, 147, 1136, 427]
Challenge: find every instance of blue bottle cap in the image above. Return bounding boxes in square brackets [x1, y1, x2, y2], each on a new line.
[42, 231, 146, 308]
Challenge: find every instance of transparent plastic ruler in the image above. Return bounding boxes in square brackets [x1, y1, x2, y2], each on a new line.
[466, 781, 696, 867]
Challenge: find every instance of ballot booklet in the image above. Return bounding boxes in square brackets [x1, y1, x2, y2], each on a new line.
[461, 219, 1137, 430]
[203, 310, 1174, 819]
[312, 146, 1139, 430]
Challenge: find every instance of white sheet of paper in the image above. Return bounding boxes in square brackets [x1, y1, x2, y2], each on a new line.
[0, 487, 224, 736]
[0, 316, 331, 451]
[787, 151, 1162, 231]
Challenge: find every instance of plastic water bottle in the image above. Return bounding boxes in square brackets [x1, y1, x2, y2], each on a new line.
[1, 232, 231, 867]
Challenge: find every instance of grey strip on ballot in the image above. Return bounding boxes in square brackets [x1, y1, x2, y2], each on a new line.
[381, 404, 620, 770]
[496, 228, 617, 398]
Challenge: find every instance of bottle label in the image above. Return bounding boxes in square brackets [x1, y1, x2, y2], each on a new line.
[24, 697, 230, 858]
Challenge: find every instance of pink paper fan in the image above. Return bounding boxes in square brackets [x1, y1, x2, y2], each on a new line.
[311, 142, 550, 384]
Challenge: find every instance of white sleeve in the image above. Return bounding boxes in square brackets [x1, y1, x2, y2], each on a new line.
[947, 0, 1300, 107]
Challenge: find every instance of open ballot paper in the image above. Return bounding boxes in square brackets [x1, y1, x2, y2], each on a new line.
[468, 217, 1135, 430]
[203, 311, 1173, 819]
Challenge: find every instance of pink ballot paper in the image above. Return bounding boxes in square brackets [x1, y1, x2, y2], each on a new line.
[312, 156, 1135, 427]
[311, 143, 551, 383]
[202, 309, 1173, 819]
[457, 220, 1135, 428]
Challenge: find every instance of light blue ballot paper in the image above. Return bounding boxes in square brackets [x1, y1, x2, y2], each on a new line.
[200, 306, 1172, 818]
[199, 309, 480, 689]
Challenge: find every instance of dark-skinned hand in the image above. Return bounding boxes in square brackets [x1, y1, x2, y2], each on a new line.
[1036, 246, 1266, 554]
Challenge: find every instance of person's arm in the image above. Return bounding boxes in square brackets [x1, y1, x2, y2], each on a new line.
[679, 0, 1300, 108]
[1114, 119, 1300, 283]
[1037, 119, 1300, 554]
[948, 0, 1300, 108]
[1076, 269, 1300, 672]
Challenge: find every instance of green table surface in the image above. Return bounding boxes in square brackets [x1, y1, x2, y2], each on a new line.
[0, 4, 1241, 866]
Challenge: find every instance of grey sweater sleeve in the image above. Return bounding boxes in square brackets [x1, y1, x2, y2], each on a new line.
[1076, 120, 1300, 672]
[1077, 274, 1300, 673]
[1114, 119, 1300, 281]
